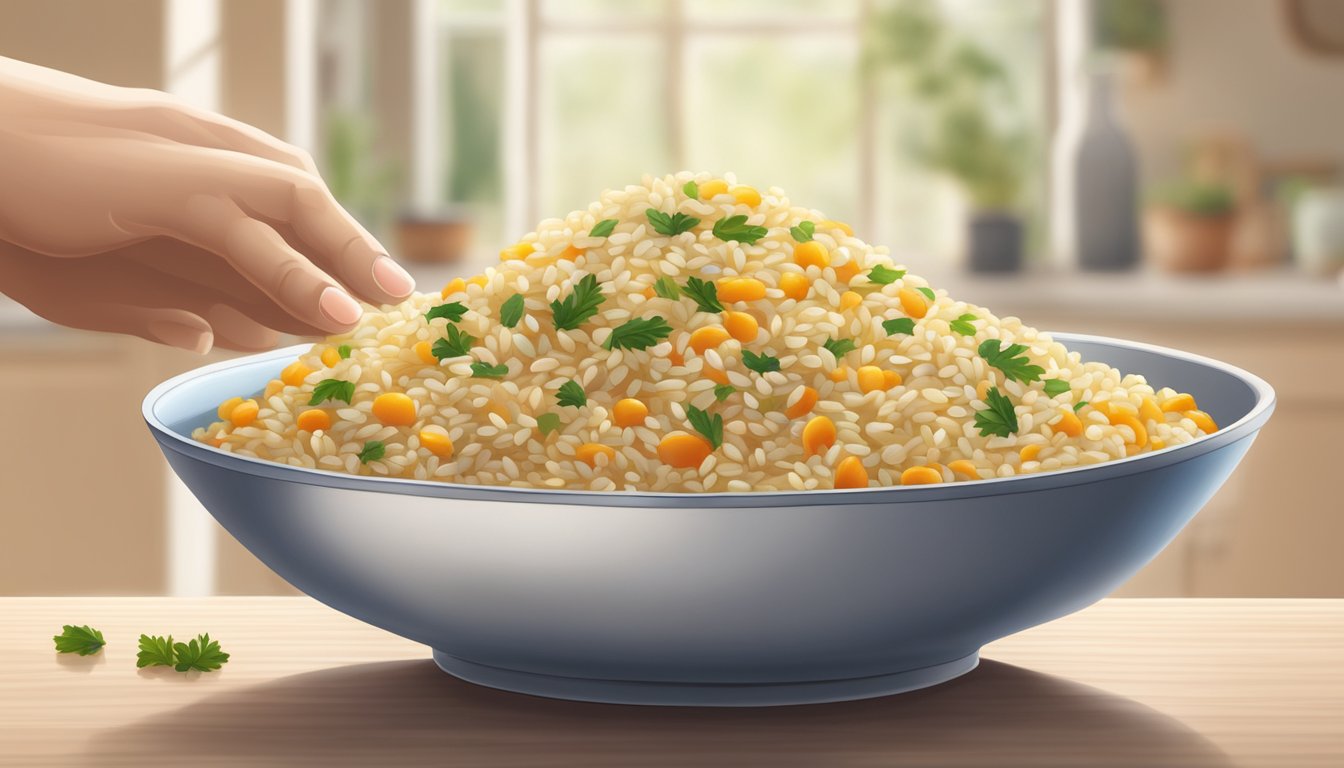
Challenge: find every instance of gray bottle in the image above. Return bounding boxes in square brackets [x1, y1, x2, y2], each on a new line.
[1073, 70, 1139, 270]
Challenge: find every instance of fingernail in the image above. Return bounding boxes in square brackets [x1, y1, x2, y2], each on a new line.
[372, 256, 415, 296]
[319, 286, 363, 326]
[149, 320, 214, 354]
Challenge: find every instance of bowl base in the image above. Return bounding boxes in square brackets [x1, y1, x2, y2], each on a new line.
[431, 650, 980, 707]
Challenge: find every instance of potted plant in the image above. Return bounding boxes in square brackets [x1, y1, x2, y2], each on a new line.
[866, 1, 1034, 273]
[1143, 180, 1236, 272]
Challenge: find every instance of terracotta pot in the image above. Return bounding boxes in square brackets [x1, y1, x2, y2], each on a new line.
[396, 213, 473, 264]
[1143, 208, 1233, 273]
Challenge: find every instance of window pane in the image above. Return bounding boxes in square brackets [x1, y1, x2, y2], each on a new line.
[683, 35, 859, 225]
[537, 36, 671, 217]
[444, 31, 506, 249]
[541, 0, 666, 22]
[684, 0, 859, 22]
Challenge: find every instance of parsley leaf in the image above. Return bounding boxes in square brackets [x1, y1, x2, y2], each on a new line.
[171, 633, 230, 673]
[309, 379, 354, 405]
[556, 380, 587, 408]
[950, 313, 978, 336]
[714, 384, 736, 402]
[683, 180, 699, 198]
[590, 218, 619, 238]
[974, 387, 1019, 438]
[868, 264, 906, 284]
[358, 440, 385, 464]
[646, 209, 700, 236]
[883, 317, 916, 335]
[742, 349, 781, 374]
[823, 337, 857, 359]
[53, 625, 105, 656]
[916, 286, 936, 302]
[1074, 401, 1088, 412]
[536, 412, 562, 435]
[136, 634, 176, 668]
[653, 276, 681, 300]
[604, 316, 673, 351]
[685, 405, 724, 450]
[432, 325, 477, 359]
[426, 302, 468, 323]
[1043, 379, 1071, 397]
[470, 361, 508, 379]
[499, 293, 525, 328]
[682, 276, 724, 314]
[712, 214, 768, 244]
[978, 339, 1045, 384]
[790, 220, 815, 242]
[550, 274, 606, 330]
[337, 344, 352, 359]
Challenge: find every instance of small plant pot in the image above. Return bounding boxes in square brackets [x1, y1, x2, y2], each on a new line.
[396, 212, 474, 264]
[966, 212, 1024, 273]
[1143, 208, 1233, 273]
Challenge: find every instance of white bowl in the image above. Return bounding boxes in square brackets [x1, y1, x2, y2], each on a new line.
[144, 334, 1273, 706]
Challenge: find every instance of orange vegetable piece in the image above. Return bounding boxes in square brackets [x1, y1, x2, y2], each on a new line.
[779, 272, 810, 301]
[794, 241, 829, 269]
[229, 399, 260, 428]
[723, 311, 759, 342]
[689, 326, 731, 354]
[414, 340, 437, 365]
[948, 459, 979, 479]
[372, 393, 417, 426]
[802, 415, 837, 456]
[418, 428, 454, 458]
[833, 261, 861, 284]
[900, 466, 942, 485]
[281, 361, 312, 387]
[575, 443, 617, 467]
[834, 456, 869, 489]
[657, 432, 713, 469]
[1055, 409, 1083, 437]
[297, 409, 331, 432]
[1185, 410, 1218, 434]
[612, 398, 649, 428]
[217, 397, 243, 420]
[898, 288, 928, 319]
[785, 386, 819, 419]
[718, 277, 766, 303]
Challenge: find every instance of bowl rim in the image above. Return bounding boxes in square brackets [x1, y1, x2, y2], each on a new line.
[143, 332, 1275, 509]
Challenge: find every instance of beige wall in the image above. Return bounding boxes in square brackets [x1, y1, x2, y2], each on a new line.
[0, 0, 165, 87]
[1121, 0, 1344, 179]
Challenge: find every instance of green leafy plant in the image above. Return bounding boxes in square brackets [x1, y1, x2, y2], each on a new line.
[604, 317, 673, 351]
[1149, 180, 1235, 218]
[309, 379, 355, 406]
[550, 274, 607, 330]
[432, 325, 477, 359]
[53, 625, 105, 656]
[975, 386, 1019, 437]
[556, 380, 587, 408]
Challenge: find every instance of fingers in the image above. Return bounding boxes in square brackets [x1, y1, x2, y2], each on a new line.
[171, 147, 413, 306]
[62, 301, 214, 353]
[203, 303, 282, 351]
[174, 194, 364, 334]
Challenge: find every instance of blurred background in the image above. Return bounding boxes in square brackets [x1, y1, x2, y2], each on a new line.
[1, 0, 1340, 598]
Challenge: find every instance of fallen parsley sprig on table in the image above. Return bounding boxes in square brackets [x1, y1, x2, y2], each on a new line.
[53, 625, 105, 656]
[137, 633, 230, 672]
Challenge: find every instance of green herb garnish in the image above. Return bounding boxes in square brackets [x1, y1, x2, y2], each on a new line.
[1043, 379, 1071, 397]
[683, 180, 699, 198]
[550, 274, 606, 330]
[135, 634, 176, 668]
[790, 220, 815, 242]
[470, 361, 508, 379]
[653, 276, 681, 300]
[499, 293, 525, 328]
[714, 384, 736, 402]
[974, 387, 1019, 438]
[823, 337, 857, 359]
[604, 316, 673, 351]
[590, 218, 619, 238]
[309, 379, 355, 405]
[432, 325, 477, 359]
[978, 339, 1045, 384]
[916, 286, 936, 302]
[712, 214, 768, 244]
[867, 265, 906, 285]
[426, 302, 468, 323]
[682, 276, 724, 314]
[358, 440, 385, 464]
[646, 209, 700, 237]
[556, 380, 587, 408]
[949, 313, 978, 336]
[686, 405, 724, 450]
[536, 412, 562, 435]
[883, 317, 916, 336]
[1073, 401, 1088, 412]
[742, 349, 781, 374]
[53, 625, 105, 656]
[337, 344, 352, 359]
[169, 633, 230, 672]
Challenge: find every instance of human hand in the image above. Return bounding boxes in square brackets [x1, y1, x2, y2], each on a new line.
[0, 56, 414, 352]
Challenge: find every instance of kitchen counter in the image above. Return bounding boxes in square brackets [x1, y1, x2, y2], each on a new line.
[2, 598, 1340, 766]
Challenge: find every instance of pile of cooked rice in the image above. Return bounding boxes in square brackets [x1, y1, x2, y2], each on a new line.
[194, 172, 1218, 493]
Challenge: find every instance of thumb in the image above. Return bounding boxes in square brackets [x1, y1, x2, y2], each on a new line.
[67, 303, 215, 353]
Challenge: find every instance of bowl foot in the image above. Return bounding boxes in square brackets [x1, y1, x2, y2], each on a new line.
[431, 650, 979, 707]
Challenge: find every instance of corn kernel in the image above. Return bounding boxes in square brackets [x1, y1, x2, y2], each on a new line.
[217, 396, 243, 420]
[948, 459, 979, 479]
[296, 409, 331, 432]
[818, 219, 854, 236]
[898, 287, 929, 319]
[718, 277, 766, 303]
[698, 179, 729, 199]
[1055, 408, 1083, 437]
[857, 365, 887, 394]
[418, 428, 454, 458]
[1019, 444, 1042, 463]
[1139, 396, 1163, 423]
[413, 340, 436, 365]
[730, 185, 761, 207]
[372, 393, 417, 426]
[883, 370, 903, 389]
[833, 261, 861, 284]
[829, 366, 849, 382]
[320, 347, 341, 367]
[802, 415, 837, 456]
[1185, 409, 1218, 434]
[689, 326, 731, 354]
[900, 466, 942, 485]
[263, 379, 284, 399]
[779, 272, 810, 301]
[1162, 393, 1197, 413]
[723, 311, 759, 342]
[785, 386, 819, 419]
[613, 398, 649, 428]
[559, 244, 585, 261]
[794, 241, 830, 269]
[840, 291, 863, 311]
[440, 278, 466, 298]
[657, 433, 712, 469]
[500, 242, 534, 261]
[229, 399, 259, 428]
[281, 361, 312, 387]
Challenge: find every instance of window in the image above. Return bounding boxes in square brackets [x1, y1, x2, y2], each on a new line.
[320, 0, 1047, 267]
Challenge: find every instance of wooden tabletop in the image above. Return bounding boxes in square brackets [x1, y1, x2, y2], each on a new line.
[2, 598, 1340, 767]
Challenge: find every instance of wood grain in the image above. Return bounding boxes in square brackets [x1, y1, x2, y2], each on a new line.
[1, 598, 1340, 767]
